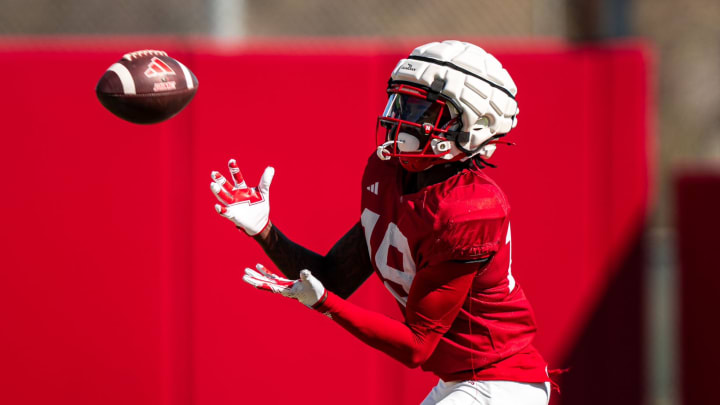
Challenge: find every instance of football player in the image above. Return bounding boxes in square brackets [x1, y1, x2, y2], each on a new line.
[211, 40, 551, 405]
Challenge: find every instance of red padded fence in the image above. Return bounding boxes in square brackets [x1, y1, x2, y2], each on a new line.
[0, 39, 651, 405]
[675, 171, 720, 405]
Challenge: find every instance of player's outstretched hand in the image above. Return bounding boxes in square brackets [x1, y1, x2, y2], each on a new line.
[242, 264, 327, 307]
[210, 159, 274, 236]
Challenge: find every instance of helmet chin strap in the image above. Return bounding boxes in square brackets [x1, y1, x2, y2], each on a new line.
[377, 138, 451, 167]
[377, 138, 415, 161]
[444, 130, 481, 156]
[379, 131, 510, 171]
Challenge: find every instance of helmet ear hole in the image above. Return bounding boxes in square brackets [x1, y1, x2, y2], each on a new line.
[465, 116, 493, 150]
[473, 115, 491, 130]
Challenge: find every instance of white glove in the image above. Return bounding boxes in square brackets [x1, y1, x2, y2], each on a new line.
[242, 264, 327, 307]
[210, 159, 274, 236]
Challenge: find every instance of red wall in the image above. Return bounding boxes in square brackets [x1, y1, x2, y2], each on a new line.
[0, 39, 651, 405]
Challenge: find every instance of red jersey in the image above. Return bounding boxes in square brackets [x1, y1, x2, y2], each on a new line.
[358, 155, 548, 383]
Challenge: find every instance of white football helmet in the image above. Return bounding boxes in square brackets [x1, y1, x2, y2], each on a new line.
[376, 40, 519, 171]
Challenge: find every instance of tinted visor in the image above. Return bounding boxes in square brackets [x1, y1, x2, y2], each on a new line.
[377, 92, 458, 154]
[382, 93, 445, 124]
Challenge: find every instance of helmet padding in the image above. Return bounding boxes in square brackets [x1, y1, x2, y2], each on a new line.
[390, 40, 519, 160]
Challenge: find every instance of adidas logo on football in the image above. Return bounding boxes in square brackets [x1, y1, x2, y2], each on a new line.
[145, 57, 176, 78]
[366, 182, 379, 195]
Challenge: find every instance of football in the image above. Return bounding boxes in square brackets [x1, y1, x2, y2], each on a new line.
[96, 50, 198, 124]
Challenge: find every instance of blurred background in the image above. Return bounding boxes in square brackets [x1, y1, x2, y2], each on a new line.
[1, 1, 718, 404]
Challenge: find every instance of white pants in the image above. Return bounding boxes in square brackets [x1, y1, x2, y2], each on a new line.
[420, 380, 551, 405]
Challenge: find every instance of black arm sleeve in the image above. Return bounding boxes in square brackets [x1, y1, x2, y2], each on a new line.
[253, 221, 374, 299]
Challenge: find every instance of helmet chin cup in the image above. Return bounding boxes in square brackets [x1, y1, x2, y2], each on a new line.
[399, 157, 435, 172]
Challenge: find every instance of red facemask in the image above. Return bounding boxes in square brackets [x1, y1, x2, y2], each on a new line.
[376, 84, 462, 172]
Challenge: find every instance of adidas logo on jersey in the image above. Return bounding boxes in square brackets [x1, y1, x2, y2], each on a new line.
[366, 182, 379, 195]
